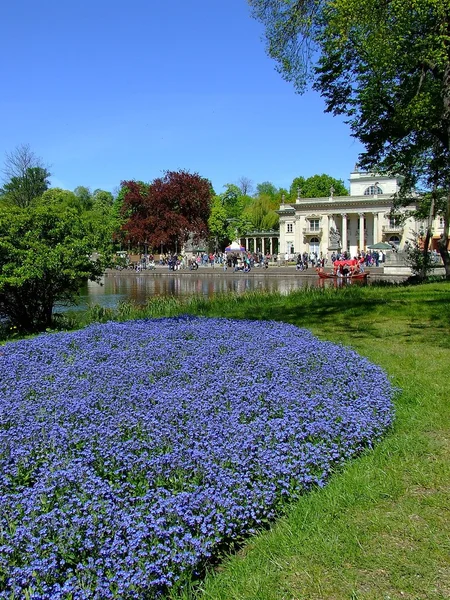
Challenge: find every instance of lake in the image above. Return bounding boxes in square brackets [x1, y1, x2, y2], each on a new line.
[69, 270, 331, 311]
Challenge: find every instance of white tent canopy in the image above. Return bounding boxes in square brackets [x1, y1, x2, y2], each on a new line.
[225, 241, 246, 252]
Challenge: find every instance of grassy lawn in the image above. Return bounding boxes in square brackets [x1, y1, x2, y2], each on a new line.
[158, 282, 450, 600]
[5, 281, 450, 599]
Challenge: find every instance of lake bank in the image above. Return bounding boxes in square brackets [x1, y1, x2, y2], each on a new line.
[104, 264, 394, 278]
[5, 280, 450, 599]
[173, 281, 450, 600]
[71, 266, 404, 312]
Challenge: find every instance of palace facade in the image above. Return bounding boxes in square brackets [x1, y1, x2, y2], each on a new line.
[275, 169, 428, 259]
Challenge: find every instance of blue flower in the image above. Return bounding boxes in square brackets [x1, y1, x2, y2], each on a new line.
[0, 316, 394, 598]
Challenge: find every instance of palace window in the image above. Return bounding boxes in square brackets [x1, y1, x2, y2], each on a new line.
[364, 185, 383, 195]
[309, 219, 320, 231]
[310, 237, 320, 254]
[389, 235, 400, 247]
[286, 223, 293, 233]
[439, 216, 444, 228]
[389, 215, 402, 228]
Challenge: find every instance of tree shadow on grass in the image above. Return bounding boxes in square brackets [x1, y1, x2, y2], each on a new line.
[227, 290, 450, 348]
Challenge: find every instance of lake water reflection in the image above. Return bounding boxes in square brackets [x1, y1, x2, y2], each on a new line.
[74, 271, 326, 310]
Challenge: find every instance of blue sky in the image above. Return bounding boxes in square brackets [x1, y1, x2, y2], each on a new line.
[1, 0, 363, 196]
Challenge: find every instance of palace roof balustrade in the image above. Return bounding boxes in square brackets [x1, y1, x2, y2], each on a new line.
[382, 224, 404, 234]
[303, 226, 323, 236]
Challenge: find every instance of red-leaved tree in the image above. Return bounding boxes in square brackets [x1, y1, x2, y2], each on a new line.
[120, 171, 212, 252]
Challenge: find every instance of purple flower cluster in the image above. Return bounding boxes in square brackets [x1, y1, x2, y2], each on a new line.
[0, 317, 394, 599]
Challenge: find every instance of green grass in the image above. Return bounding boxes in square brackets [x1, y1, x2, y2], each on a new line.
[5, 281, 450, 599]
[162, 282, 450, 600]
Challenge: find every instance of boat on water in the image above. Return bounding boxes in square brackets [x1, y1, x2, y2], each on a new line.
[317, 270, 369, 281]
[316, 258, 369, 281]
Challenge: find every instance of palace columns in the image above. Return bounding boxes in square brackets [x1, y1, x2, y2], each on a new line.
[295, 215, 305, 254]
[378, 211, 384, 242]
[341, 213, 348, 251]
[321, 214, 329, 254]
[372, 213, 378, 245]
[359, 213, 365, 251]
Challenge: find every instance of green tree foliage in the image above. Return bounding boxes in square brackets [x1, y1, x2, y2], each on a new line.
[208, 196, 234, 249]
[290, 174, 348, 199]
[92, 189, 114, 209]
[0, 144, 51, 207]
[41, 188, 79, 210]
[249, 0, 450, 276]
[41, 187, 122, 254]
[0, 167, 50, 208]
[214, 183, 268, 242]
[0, 202, 105, 333]
[243, 195, 279, 231]
[221, 183, 245, 219]
[84, 197, 123, 255]
[255, 181, 278, 198]
[73, 186, 93, 211]
[404, 231, 436, 281]
[248, 0, 322, 93]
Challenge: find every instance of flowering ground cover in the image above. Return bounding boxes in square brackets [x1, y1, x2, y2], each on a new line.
[0, 316, 394, 599]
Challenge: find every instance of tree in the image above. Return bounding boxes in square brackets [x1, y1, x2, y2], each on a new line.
[208, 196, 236, 249]
[41, 187, 80, 210]
[404, 231, 436, 281]
[315, 0, 450, 276]
[221, 183, 243, 219]
[0, 144, 51, 207]
[84, 192, 123, 255]
[0, 202, 105, 333]
[92, 189, 115, 209]
[120, 171, 212, 252]
[255, 181, 278, 198]
[215, 184, 256, 241]
[290, 174, 348, 199]
[39, 187, 122, 254]
[249, 0, 450, 277]
[237, 176, 254, 196]
[73, 186, 93, 211]
[243, 195, 279, 231]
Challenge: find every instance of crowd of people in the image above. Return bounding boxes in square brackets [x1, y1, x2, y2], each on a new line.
[115, 251, 274, 272]
[331, 249, 387, 267]
[295, 251, 326, 271]
[115, 248, 390, 273]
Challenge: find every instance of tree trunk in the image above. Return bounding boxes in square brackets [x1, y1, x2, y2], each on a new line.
[441, 46, 450, 278]
[437, 193, 450, 279]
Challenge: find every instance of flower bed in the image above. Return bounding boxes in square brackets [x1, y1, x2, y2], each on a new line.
[0, 317, 394, 599]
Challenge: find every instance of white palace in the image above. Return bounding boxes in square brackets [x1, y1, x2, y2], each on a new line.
[276, 169, 424, 259]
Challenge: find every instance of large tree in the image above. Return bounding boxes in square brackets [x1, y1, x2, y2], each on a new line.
[290, 174, 348, 199]
[120, 171, 212, 253]
[40, 187, 122, 255]
[208, 196, 236, 249]
[0, 144, 51, 207]
[0, 201, 105, 332]
[249, 0, 450, 277]
[237, 176, 254, 196]
[243, 195, 279, 231]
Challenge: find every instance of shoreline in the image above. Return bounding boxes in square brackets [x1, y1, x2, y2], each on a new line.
[104, 265, 402, 280]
